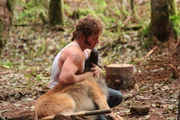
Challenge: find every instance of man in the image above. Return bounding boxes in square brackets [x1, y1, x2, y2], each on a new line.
[49, 15, 123, 120]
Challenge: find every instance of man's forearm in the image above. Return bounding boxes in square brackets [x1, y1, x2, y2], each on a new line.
[59, 72, 93, 85]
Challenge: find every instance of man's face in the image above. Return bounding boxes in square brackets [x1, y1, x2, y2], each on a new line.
[85, 33, 100, 49]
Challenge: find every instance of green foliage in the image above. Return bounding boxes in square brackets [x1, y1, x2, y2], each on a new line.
[0, 18, 3, 41]
[0, 18, 4, 54]
[0, 61, 14, 68]
[139, 21, 152, 48]
[76, 9, 95, 18]
[93, 0, 106, 5]
[14, 0, 48, 24]
[93, 0, 107, 13]
[170, 15, 180, 36]
[63, 3, 71, 16]
[7, 0, 13, 15]
[63, 0, 125, 29]
[35, 74, 43, 81]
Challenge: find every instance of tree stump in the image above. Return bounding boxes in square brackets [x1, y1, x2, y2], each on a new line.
[105, 64, 136, 90]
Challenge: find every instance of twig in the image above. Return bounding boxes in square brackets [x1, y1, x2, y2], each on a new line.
[123, 15, 132, 28]
[145, 46, 158, 58]
[85, 0, 93, 10]
[13, 23, 43, 27]
[0, 110, 8, 116]
[172, 38, 180, 52]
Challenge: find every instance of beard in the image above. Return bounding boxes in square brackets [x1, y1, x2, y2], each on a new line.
[85, 37, 91, 46]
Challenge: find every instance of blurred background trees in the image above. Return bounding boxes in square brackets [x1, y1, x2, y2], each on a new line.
[0, 0, 13, 54]
[49, 0, 64, 26]
[0, 0, 179, 64]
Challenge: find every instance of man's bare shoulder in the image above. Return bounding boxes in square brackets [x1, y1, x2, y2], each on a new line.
[61, 45, 84, 64]
[63, 45, 83, 56]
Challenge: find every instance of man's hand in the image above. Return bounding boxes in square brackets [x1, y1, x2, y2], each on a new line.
[91, 63, 102, 78]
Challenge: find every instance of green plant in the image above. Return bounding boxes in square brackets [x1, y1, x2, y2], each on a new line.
[170, 15, 180, 36]
[0, 18, 4, 44]
[93, 0, 107, 13]
[139, 21, 152, 48]
[0, 61, 14, 68]
[14, 0, 48, 24]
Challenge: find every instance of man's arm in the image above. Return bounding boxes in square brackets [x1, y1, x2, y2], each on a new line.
[59, 51, 93, 85]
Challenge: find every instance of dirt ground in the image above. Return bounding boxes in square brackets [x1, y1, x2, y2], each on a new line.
[0, 47, 179, 120]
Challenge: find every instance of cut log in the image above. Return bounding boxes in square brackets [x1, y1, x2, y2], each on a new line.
[105, 64, 136, 90]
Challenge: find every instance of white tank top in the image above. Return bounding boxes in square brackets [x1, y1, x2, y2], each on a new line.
[49, 42, 89, 88]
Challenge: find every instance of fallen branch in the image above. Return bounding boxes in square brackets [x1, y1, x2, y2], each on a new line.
[39, 109, 112, 120]
[169, 64, 179, 79]
[145, 46, 158, 58]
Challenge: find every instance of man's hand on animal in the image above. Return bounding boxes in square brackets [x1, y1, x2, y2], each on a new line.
[91, 63, 102, 78]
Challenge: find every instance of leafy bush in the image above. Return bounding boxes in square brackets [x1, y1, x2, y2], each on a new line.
[14, 0, 48, 24]
[170, 15, 180, 36]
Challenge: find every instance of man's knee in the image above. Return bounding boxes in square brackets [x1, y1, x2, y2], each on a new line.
[116, 91, 123, 105]
[108, 88, 123, 108]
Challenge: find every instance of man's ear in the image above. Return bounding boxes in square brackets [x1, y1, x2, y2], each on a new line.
[79, 33, 85, 40]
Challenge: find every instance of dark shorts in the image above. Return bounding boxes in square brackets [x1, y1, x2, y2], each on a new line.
[107, 88, 123, 108]
[96, 88, 123, 120]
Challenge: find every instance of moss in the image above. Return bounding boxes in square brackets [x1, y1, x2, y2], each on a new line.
[0, 17, 4, 54]
[7, 0, 13, 25]
[168, 0, 177, 16]
[7, 0, 13, 14]
[49, 0, 64, 26]
[0, 18, 4, 41]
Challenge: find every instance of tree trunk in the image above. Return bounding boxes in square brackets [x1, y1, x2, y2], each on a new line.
[49, 0, 64, 26]
[168, 0, 177, 16]
[129, 0, 139, 22]
[150, 0, 175, 42]
[0, 0, 13, 54]
[105, 64, 135, 90]
[168, 0, 178, 39]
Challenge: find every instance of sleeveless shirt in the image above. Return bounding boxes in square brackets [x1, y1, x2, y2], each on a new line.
[49, 42, 89, 88]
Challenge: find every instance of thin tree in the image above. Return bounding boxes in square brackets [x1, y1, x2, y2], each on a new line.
[0, 0, 13, 54]
[150, 0, 178, 42]
[49, 0, 64, 26]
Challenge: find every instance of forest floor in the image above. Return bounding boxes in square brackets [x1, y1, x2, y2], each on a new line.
[0, 0, 180, 120]
[0, 45, 180, 120]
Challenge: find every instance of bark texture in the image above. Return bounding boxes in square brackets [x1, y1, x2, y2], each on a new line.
[0, 0, 13, 54]
[49, 0, 64, 26]
[150, 0, 174, 42]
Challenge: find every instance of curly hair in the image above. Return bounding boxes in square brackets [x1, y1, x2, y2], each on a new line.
[71, 15, 104, 41]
